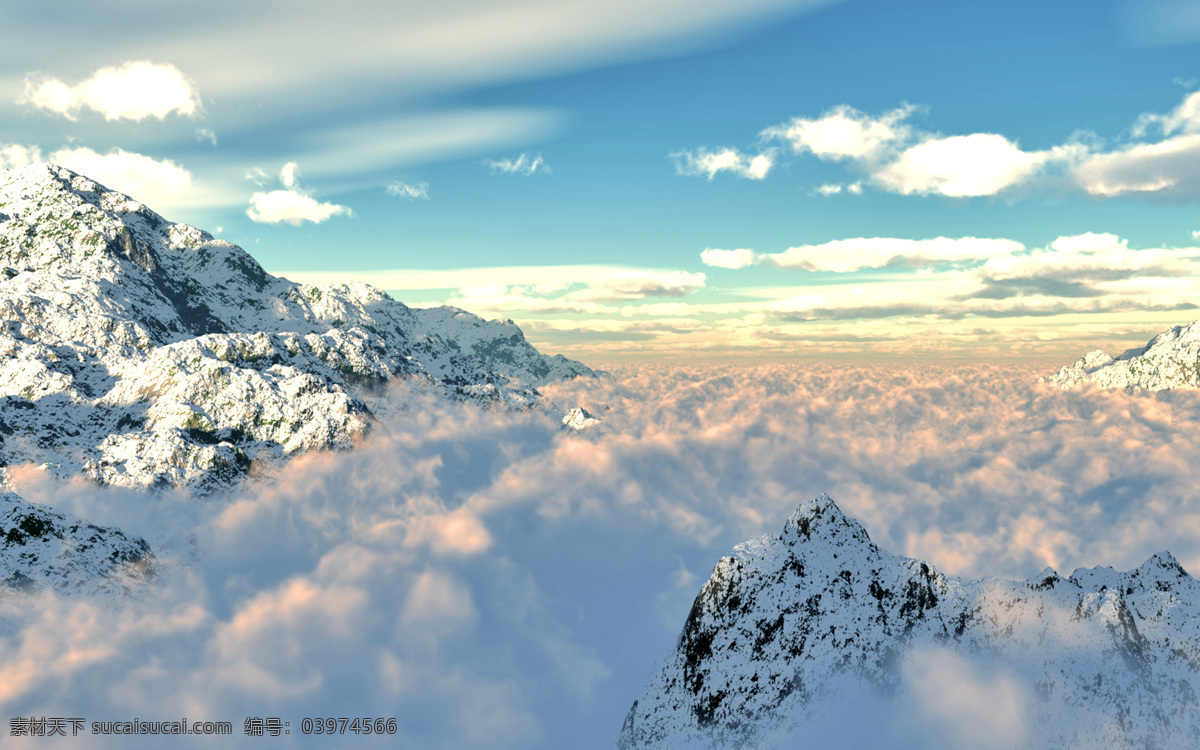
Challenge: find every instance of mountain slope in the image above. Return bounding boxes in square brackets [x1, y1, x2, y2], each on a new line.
[1047, 319, 1200, 390]
[0, 163, 598, 492]
[619, 494, 1200, 749]
[0, 162, 600, 595]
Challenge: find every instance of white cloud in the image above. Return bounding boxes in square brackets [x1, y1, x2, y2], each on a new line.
[671, 147, 773, 180]
[48, 146, 192, 202]
[872, 134, 1050, 197]
[246, 163, 351, 226]
[685, 90, 1200, 200]
[700, 248, 757, 269]
[280, 161, 300, 189]
[0, 144, 44, 170]
[8, 363, 1200, 747]
[1132, 89, 1200, 137]
[762, 103, 914, 160]
[19, 61, 201, 121]
[1072, 133, 1200, 196]
[484, 152, 549, 176]
[246, 190, 351, 226]
[386, 181, 430, 200]
[758, 236, 1024, 272]
[901, 647, 1031, 749]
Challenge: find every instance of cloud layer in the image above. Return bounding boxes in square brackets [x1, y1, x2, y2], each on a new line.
[4, 365, 1200, 747]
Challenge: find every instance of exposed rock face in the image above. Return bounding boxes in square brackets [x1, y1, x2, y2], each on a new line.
[1047, 320, 1200, 390]
[0, 162, 600, 593]
[619, 495, 1200, 749]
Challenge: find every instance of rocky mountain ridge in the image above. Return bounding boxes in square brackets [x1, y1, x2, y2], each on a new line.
[619, 494, 1200, 749]
[1047, 319, 1200, 390]
[0, 162, 600, 594]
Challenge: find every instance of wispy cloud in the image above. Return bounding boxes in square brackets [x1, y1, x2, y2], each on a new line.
[386, 181, 430, 199]
[194, 128, 218, 147]
[670, 147, 773, 180]
[484, 152, 549, 176]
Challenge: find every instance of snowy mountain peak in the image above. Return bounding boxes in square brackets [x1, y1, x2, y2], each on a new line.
[620, 494, 1200, 749]
[561, 406, 601, 430]
[1047, 318, 1200, 390]
[781, 491, 871, 546]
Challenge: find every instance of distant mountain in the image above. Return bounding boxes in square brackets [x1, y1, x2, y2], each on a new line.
[1047, 320, 1200, 390]
[0, 163, 600, 593]
[619, 494, 1200, 749]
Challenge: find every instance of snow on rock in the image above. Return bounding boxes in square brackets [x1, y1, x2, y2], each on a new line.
[561, 406, 602, 431]
[0, 163, 599, 492]
[1046, 319, 1200, 390]
[0, 162, 601, 594]
[618, 494, 1200, 749]
[0, 492, 154, 596]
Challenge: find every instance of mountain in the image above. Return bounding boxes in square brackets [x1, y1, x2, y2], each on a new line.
[0, 163, 600, 593]
[619, 494, 1200, 749]
[1046, 319, 1200, 390]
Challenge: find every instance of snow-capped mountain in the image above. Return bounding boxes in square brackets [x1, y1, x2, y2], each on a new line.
[1047, 319, 1200, 390]
[619, 494, 1200, 749]
[0, 163, 599, 592]
[0, 491, 154, 596]
[561, 405, 602, 431]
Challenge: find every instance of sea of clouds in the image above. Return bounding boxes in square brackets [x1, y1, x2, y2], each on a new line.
[4, 362, 1200, 748]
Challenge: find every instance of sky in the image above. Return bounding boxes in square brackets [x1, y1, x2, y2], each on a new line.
[3, 0, 1200, 363]
[7, 365, 1200, 748]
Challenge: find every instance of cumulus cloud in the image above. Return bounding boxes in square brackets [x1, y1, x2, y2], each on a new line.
[873, 133, 1052, 197]
[681, 89, 1200, 200]
[762, 103, 914, 161]
[386, 180, 430, 199]
[484, 153, 549, 176]
[1073, 133, 1200, 196]
[19, 61, 202, 121]
[0, 144, 194, 206]
[246, 162, 351, 226]
[700, 248, 756, 269]
[670, 147, 773, 180]
[0, 143, 45, 171]
[6, 366, 1200, 747]
[50, 146, 193, 203]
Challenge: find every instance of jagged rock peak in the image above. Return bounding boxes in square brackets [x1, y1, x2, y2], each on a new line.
[1045, 318, 1200, 390]
[561, 406, 601, 431]
[620, 494, 1200, 750]
[781, 492, 872, 545]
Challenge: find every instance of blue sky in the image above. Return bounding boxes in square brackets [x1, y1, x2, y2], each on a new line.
[3, 0, 1200, 362]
